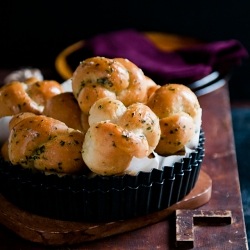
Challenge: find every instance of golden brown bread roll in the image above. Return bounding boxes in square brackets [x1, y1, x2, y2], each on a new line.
[43, 92, 89, 134]
[71, 56, 159, 114]
[147, 83, 202, 155]
[8, 112, 86, 174]
[82, 97, 160, 175]
[0, 79, 63, 118]
[25, 79, 64, 106]
[8, 112, 37, 130]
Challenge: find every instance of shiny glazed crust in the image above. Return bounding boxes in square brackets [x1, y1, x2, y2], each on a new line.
[0, 78, 63, 118]
[8, 112, 86, 174]
[43, 92, 89, 134]
[147, 83, 202, 155]
[82, 97, 160, 175]
[71, 56, 159, 114]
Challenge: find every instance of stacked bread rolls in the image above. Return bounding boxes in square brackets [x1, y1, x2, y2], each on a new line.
[0, 56, 202, 176]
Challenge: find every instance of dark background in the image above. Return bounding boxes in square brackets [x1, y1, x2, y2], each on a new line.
[0, 0, 249, 102]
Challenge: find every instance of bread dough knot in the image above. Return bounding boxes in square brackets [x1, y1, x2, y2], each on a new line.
[8, 112, 86, 174]
[147, 83, 202, 155]
[0, 78, 63, 118]
[72, 56, 159, 115]
[82, 97, 161, 175]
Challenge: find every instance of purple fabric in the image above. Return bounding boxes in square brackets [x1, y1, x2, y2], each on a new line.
[85, 29, 248, 84]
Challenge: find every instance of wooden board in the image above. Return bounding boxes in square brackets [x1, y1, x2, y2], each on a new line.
[0, 170, 212, 246]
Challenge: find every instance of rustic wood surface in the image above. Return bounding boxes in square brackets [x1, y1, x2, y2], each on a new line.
[175, 209, 232, 248]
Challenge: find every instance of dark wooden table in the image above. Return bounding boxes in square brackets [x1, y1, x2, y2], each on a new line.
[0, 70, 248, 249]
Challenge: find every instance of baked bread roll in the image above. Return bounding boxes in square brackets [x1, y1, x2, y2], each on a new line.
[8, 112, 86, 174]
[0, 79, 63, 118]
[147, 83, 202, 155]
[71, 56, 159, 114]
[43, 92, 89, 134]
[82, 97, 160, 175]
